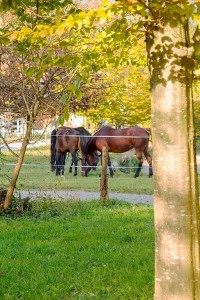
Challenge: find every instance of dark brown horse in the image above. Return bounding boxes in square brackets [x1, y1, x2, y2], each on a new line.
[84, 125, 153, 178]
[50, 126, 98, 176]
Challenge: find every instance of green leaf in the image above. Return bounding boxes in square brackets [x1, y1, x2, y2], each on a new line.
[59, 94, 69, 104]
[67, 84, 77, 91]
[74, 77, 82, 88]
[59, 115, 65, 125]
[76, 89, 82, 101]
[24, 66, 38, 77]
[63, 110, 70, 121]
[54, 118, 60, 128]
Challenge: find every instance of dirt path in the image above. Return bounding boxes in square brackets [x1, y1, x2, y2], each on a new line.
[14, 190, 153, 205]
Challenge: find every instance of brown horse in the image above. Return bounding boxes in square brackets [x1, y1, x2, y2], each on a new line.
[50, 126, 98, 176]
[84, 125, 153, 178]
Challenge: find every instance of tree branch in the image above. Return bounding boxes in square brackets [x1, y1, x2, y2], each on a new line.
[0, 133, 18, 158]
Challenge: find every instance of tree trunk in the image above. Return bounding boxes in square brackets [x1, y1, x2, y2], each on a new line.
[100, 146, 109, 202]
[4, 104, 39, 209]
[146, 13, 200, 300]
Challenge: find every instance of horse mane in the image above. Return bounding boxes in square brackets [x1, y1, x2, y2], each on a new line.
[74, 127, 91, 156]
[76, 127, 90, 136]
[84, 126, 111, 155]
[85, 135, 97, 155]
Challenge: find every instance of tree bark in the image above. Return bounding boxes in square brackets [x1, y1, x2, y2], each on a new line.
[4, 102, 39, 209]
[100, 146, 109, 202]
[146, 12, 200, 300]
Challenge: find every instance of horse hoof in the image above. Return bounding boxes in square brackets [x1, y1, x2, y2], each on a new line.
[74, 174, 77, 176]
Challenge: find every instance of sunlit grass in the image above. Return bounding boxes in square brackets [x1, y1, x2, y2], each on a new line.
[0, 200, 154, 300]
[0, 146, 154, 194]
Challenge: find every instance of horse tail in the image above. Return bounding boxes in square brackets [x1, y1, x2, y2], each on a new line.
[143, 140, 153, 177]
[145, 128, 152, 143]
[50, 129, 57, 171]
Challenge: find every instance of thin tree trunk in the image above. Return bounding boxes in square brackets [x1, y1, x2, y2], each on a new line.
[146, 14, 200, 299]
[100, 146, 109, 202]
[4, 102, 40, 209]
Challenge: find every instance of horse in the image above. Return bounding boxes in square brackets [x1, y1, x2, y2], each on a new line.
[84, 125, 153, 178]
[50, 126, 97, 176]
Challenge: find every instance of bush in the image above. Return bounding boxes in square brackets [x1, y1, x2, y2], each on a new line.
[118, 155, 138, 173]
[0, 195, 32, 217]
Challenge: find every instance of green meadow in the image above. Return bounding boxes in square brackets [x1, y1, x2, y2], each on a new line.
[0, 146, 154, 194]
[0, 200, 154, 300]
[0, 146, 155, 299]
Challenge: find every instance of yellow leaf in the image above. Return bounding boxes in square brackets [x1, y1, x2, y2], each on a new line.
[39, 29, 48, 38]
[21, 26, 32, 36]
[55, 17, 61, 26]
[100, 0, 110, 6]
[55, 26, 65, 37]
[9, 31, 18, 41]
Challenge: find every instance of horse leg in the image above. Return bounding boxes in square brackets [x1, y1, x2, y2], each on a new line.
[134, 150, 143, 178]
[56, 166, 60, 176]
[143, 146, 153, 177]
[69, 155, 73, 173]
[61, 152, 66, 175]
[56, 151, 61, 176]
[50, 129, 57, 171]
[79, 157, 85, 176]
[51, 148, 56, 172]
[108, 155, 114, 177]
[72, 153, 78, 176]
[82, 156, 88, 176]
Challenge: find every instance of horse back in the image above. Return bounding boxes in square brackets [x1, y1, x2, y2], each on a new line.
[89, 125, 149, 153]
[56, 128, 79, 153]
[76, 127, 90, 136]
[129, 126, 149, 149]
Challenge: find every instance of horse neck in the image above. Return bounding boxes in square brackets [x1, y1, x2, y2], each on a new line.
[86, 136, 97, 155]
[76, 128, 90, 154]
[79, 137, 89, 157]
[77, 127, 90, 135]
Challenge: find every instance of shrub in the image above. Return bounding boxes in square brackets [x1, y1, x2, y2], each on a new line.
[0, 195, 32, 217]
[119, 155, 138, 173]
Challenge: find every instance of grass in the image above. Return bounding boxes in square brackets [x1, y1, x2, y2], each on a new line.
[0, 146, 154, 194]
[0, 137, 198, 300]
[0, 200, 154, 300]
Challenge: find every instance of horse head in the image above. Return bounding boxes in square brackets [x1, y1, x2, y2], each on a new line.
[81, 136, 99, 176]
[87, 150, 99, 167]
[84, 150, 99, 176]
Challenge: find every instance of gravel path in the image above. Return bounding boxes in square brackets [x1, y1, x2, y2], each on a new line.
[14, 190, 153, 205]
